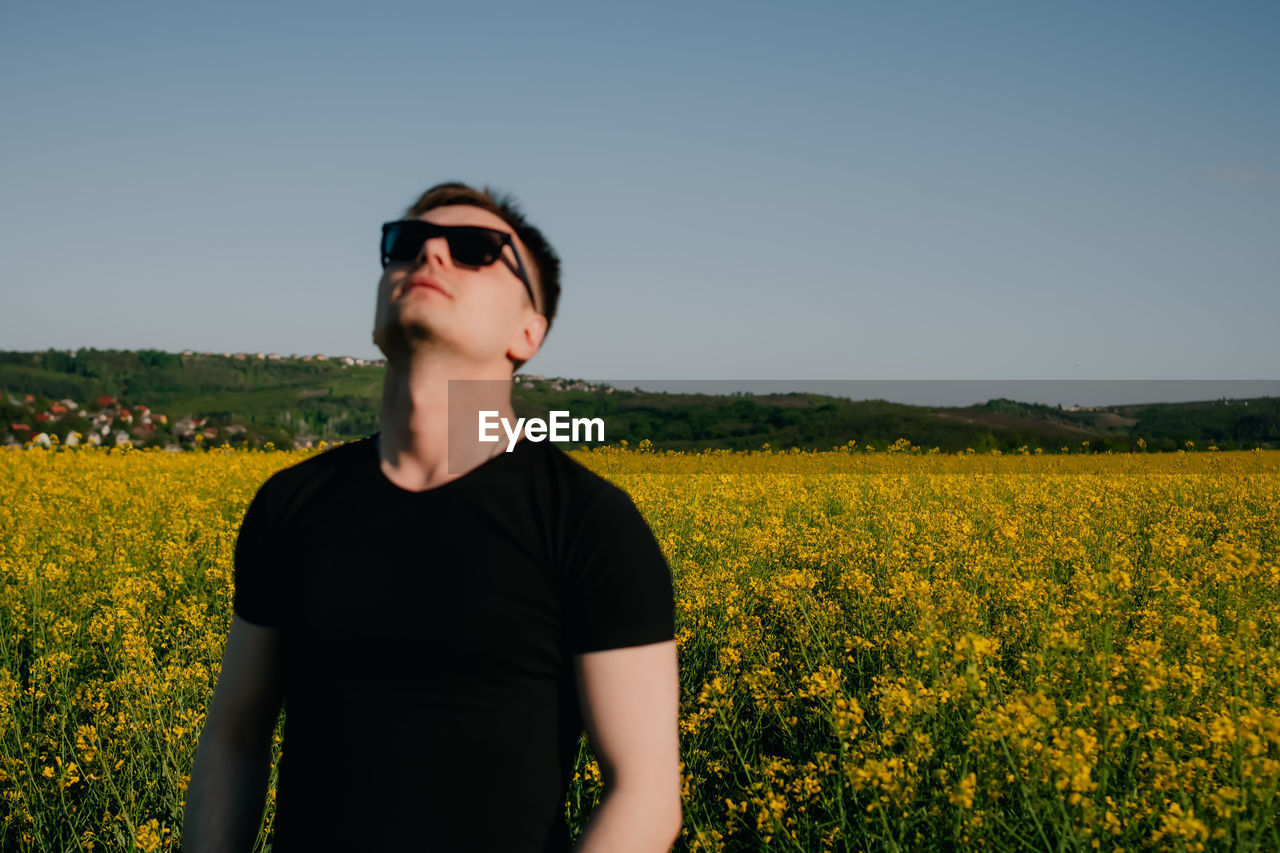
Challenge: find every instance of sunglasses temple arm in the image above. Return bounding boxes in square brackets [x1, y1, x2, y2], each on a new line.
[507, 240, 537, 309]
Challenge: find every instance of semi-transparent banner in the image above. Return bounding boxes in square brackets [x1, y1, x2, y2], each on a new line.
[443, 378, 1279, 474]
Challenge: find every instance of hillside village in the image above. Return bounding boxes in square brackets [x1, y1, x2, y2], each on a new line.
[5, 393, 252, 451]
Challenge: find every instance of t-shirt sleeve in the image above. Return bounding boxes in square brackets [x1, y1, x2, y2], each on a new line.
[232, 477, 286, 627]
[563, 482, 676, 654]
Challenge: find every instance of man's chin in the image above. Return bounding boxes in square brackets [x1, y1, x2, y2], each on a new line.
[374, 320, 443, 357]
[393, 309, 448, 339]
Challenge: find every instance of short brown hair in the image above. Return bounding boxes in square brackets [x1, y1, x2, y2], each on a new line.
[404, 182, 561, 373]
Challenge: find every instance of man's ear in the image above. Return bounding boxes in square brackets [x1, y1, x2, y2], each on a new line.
[508, 311, 548, 364]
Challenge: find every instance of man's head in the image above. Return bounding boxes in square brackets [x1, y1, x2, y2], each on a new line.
[372, 182, 561, 374]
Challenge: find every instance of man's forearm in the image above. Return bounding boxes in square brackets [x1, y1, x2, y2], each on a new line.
[183, 733, 273, 853]
[571, 785, 681, 853]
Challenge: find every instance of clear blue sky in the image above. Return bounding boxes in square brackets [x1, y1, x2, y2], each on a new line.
[2, 1, 1277, 401]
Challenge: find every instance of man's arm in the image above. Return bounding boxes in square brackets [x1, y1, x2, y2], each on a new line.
[570, 639, 682, 853]
[184, 615, 285, 853]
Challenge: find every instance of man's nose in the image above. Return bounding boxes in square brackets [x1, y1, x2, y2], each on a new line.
[416, 235, 453, 269]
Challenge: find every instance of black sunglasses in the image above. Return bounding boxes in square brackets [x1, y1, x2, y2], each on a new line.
[381, 220, 536, 309]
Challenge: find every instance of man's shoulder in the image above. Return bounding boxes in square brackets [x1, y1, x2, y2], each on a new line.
[528, 443, 651, 533]
[532, 442, 625, 501]
[262, 433, 372, 489]
[250, 434, 374, 525]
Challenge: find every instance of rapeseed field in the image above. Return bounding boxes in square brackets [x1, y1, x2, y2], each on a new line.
[1, 440, 1277, 851]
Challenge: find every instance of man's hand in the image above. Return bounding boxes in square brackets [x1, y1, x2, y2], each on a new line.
[570, 639, 682, 852]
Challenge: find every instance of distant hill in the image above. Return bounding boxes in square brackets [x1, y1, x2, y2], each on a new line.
[2, 348, 1276, 452]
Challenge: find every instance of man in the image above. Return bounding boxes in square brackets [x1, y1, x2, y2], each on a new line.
[184, 182, 682, 852]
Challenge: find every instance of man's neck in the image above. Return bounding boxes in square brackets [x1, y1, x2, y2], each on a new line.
[376, 351, 520, 492]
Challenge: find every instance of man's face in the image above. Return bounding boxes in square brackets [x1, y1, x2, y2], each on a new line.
[372, 204, 545, 368]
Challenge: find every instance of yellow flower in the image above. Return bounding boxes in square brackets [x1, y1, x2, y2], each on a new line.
[134, 819, 164, 852]
[948, 771, 977, 809]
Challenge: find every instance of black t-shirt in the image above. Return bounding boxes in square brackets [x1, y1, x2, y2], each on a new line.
[231, 432, 676, 852]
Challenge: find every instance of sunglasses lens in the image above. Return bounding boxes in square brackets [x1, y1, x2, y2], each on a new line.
[446, 229, 504, 267]
[382, 222, 425, 266]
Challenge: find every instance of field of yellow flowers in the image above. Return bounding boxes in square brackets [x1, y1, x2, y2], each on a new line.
[2, 440, 1278, 851]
